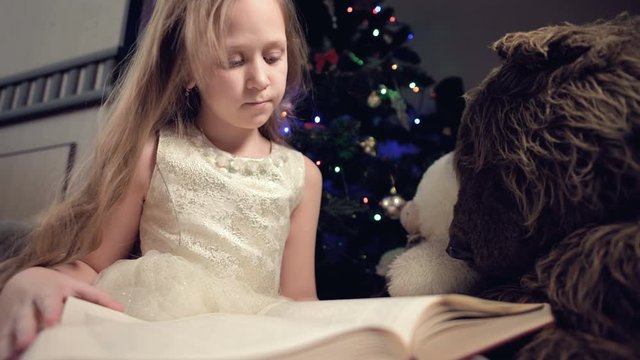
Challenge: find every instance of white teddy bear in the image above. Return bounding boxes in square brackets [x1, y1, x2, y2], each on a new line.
[385, 152, 480, 296]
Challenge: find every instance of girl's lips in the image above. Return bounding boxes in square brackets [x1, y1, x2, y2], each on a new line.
[243, 100, 271, 110]
[245, 100, 270, 105]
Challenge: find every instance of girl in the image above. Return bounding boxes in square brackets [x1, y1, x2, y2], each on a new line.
[0, 0, 322, 357]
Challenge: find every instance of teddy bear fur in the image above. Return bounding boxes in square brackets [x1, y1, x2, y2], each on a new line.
[386, 152, 479, 296]
[448, 14, 640, 359]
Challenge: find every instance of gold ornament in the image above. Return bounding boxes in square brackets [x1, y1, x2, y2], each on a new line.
[367, 91, 382, 108]
[359, 136, 377, 156]
[379, 186, 406, 220]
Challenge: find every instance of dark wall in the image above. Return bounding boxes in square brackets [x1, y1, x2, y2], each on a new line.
[385, 0, 640, 88]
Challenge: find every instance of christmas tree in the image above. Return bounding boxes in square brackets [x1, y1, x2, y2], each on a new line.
[289, 0, 464, 299]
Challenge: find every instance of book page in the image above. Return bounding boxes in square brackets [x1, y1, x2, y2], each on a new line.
[262, 295, 547, 344]
[262, 296, 444, 343]
[439, 294, 544, 315]
[60, 296, 143, 325]
[23, 297, 404, 360]
[415, 303, 553, 360]
[24, 296, 552, 360]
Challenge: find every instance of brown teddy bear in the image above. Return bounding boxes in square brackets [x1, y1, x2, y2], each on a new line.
[448, 14, 640, 359]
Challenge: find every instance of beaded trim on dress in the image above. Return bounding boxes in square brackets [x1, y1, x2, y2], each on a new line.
[189, 127, 290, 176]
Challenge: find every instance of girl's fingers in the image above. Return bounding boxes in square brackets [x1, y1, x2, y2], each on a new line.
[0, 328, 13, 360]
[12, 306, 38, 352]
[73, 284, 124, 312]
[34, 296, 62, 327]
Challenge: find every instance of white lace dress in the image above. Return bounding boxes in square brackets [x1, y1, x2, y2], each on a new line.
[94, 127, 305, 320]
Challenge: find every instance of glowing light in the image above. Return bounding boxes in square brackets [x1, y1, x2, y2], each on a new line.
[315, 160, 322, 166]
[414, 118, 421, 125]
[281, 111, 287, 117]
[373, 214, 382, 221]
[373, 5, 382, 14]
[408, 33, 414, 40]
[314, 116, 321, 123]
[380, 88, 388, 95]
[372, 29, 380, 37]
[389, 16, 396, 22]
[363, 197, 369, 204]
[334, 166, 341, 173]
[412, 86, 420, 93]
[347, 6, 353, 13]
[391, 64, 398, 70]
[283, 126, 290, 133]
[409, 82, 416, 89]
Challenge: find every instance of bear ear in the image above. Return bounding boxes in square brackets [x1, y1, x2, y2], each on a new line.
[493, 29, 590, 69]
[546, 36, 591, 66]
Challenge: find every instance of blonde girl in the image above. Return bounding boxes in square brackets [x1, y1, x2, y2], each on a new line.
[0, 0, 321, 358]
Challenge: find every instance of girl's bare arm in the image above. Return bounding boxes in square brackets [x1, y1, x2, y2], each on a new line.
[0, 136, 157, 359]
[60, 135, 158, 282]
[279, 156, 322, 301]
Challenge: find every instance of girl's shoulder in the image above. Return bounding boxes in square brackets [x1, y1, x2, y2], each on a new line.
[134, 134, 159, 199]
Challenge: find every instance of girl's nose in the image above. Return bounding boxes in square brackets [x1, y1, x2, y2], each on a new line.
[247, 61, 270, 90]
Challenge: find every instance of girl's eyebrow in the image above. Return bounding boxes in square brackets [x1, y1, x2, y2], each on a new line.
[225, 39, 287, 51]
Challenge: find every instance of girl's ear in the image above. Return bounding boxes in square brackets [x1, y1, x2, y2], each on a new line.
[187, 80, 196, 90]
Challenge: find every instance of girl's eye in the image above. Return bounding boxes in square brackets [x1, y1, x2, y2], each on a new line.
[227, 57, 244, 68]
[264, 54, 282, 64]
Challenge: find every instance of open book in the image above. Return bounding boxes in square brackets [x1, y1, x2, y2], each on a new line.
[24, 294, 553, 360]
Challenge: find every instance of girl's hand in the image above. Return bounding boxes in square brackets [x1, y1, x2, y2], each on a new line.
[0, 267, 123, 359]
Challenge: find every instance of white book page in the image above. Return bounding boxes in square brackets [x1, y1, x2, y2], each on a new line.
[23, 297, 384, 360]
[262, 296, 443, 343]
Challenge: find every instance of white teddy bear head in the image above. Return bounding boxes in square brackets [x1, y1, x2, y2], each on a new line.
[386, 152, 480, 296]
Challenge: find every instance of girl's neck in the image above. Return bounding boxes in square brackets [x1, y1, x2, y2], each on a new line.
[196, 119, 271, 158]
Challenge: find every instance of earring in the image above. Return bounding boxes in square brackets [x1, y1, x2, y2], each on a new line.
[184, 87, 192, 97]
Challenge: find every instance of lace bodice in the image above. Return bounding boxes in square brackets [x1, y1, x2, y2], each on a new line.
[139, 127, 305, 297]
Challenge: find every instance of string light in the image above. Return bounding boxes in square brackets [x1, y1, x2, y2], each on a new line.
[380, 88, 387, 95]
[362, 197, 369, 204]
[391, 64, 398, 70]
[373, 214, 382, 221]
[347, 6, 353, 13]
[283, 126, 290, 133]
[314, 115, 321, 123]
[409, 82, 416, 89]
[281, 111, 287, 117]
[389, 16, 396, 23]
[315, 160, 322, 166]
[408, 33, 414, 40]
[414, 118, 421, 125]
[334, 166, 341, 173]
[412, 86, 420, 93]
[372, 29, 380, 37]
[373, 6, 382, 14]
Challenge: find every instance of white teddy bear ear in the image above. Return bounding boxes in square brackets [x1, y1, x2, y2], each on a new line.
[414, 152, 459, 241]
[386, 152, 480, 296]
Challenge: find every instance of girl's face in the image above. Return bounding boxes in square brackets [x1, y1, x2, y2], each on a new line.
[196, 0, 288, 135]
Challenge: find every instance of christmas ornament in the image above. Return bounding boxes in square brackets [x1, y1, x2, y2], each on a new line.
[359, 136, 377, 156]
[314, 49, 339, 74]
[387, 89, 409, 130]
[367, 91, 381, 108]
[380, 186, 406, 219]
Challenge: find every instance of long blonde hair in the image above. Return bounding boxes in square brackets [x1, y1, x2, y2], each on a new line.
[0, 0, 309, 287]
